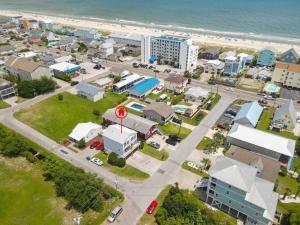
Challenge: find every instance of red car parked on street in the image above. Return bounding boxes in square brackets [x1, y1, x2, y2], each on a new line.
[146, 200, 158, 214]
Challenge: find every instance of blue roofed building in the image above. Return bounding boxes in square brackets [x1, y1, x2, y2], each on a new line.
[50, 62, 81, 77]
[257, 47, 276, 67]
[280, 48, 299, 64]
[76, 82, 104, 102]
[233, 101, 263, 127]
[128, 77, 160, 98]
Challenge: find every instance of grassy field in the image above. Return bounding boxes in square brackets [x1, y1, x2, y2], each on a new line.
[0, 100, 10, 109]
[0, 157, 67, 225]
[196, 137, 213, 150]
[178, 110, 207, 126]
[277, 175, 300, 197]
[182, 161, 209, 178]
[140, 144, 169, 161]
[257, 107, 299, 140]
[96, 152, 149, 180]
[14, 91, 127, 142]
[138, 186, 171, 225]
[158, 123, 191, 139]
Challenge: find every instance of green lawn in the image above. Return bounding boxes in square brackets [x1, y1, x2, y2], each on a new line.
[138, 186, 171, 225]
[140, 144, 169, 161]
[125, 107, 143, 116]
[277, 202, 300, 225]
[292, 157, 300, 171]
[210, 93, 221, 108]
[178, 110, 207, 126]
[158, 123, 191, 139]
[277, 175, 300, 197]
[182, 161, 209, 178]
[257, 107, 298, 140]
[14, 91, 127, 142]
[0, 100, 10, 109]
[196, 137, 213, 150]
[96, 152, 149, 180]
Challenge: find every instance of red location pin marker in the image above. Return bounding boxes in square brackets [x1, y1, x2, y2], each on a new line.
[115, 106, 128, 133]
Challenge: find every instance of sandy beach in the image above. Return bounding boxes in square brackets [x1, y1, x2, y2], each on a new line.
[1, 9, 300, 53]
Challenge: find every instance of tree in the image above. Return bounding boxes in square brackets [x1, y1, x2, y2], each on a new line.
[282, 187, 291, 200]
[108, 152, 126, 167]
[183, 71, 192, 78]
[77, 138, 86, 149]
[57, 94, 64, 100]
[113, 75, 121, 83]
[294, 185, 300, 199]
[201, 158, 211, 170]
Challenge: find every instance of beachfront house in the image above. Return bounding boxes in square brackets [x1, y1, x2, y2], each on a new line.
[206, 156, 278, 225]
[201, 48, 220, 60]
[141, 35, 198, 72]
[4, 56, 51, 81]
[257, 47, 276, 67]
[143, 102, 174, 124]
[103, 108, 157, 139]
[280, 48, 299, 64]
[233, 101, 263, 128]
[74, 28, 101, 40]
[204, 60, 225, 75]
[128, 77, 160, 98]
[223, 53, 248, 76]
[103, 124, 140, 158]
[271, 62, 300, 89]
[227, 123, 295, 169]
[110, 32, 143, 47]
[218, 51, 236, 61]
[164, 75, 188, 93]
[76, 82, 105, 102]
[44, 32, 60, 46]
[272, 99, 296, 131]
[69, 122, 102, 143]
[39, 20, 53, 31]
[185, 86, 209, 103]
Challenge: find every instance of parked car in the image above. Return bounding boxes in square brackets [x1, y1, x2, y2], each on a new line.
[166, 135, 181, 145]
[149, 141, 160, 149]
[86, 156, 91, 161]
[263, 95, 275, 100]
[132, 62, 139, 68]
[107, 206, 123, 223]
[258, 99, 268, 105]
[172, 117, 182, 124]
[90, 141, 100, 149]
[297, 100, 300, 104]
[148, 65, 156, 70]
[146, 200, 158, 214]
[93, 64, 105, 70]
[91, 157, 103, 166]
[224, 113, 235, 119]
[80, 68, 87, 74]
[95, 142, 104, 150]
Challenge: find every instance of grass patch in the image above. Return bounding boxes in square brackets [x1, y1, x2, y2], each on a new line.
[14, 91, 127, 142]
[125, 107, 143, 116]
[96, 152, 149, 180]
[0, 100, 10, 109]
[177, 110, 207, 126]
[210, 93, 221, 108]
[141, 144, 169, 161]
[236, 85, 259, 93]
[277, 202, 300, 225]
[138, 185, 172, 225]
[277, 175, 300, 197]
[182, 161, 209, 178]
[292, 157, 300, 171]
[196, 137, 213, 150]
[257, 107, 298, 140]
[158, 123, 191, 139]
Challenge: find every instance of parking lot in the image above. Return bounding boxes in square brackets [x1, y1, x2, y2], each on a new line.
[73, 62, 110, 82]
[215, 104, 241, 129]
[281, 88, 300, 100]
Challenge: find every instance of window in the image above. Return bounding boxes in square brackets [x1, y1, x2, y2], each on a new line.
[228, 185, 231, 188]
[229, 200, 231, 203]
[226, 191, 229, 195]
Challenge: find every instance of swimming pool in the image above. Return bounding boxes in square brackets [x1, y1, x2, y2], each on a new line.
[129, 78, 160, 97]
[172, 105, 189, 114]
[126, 101, 146, 112]
[264, 83, 280, 94]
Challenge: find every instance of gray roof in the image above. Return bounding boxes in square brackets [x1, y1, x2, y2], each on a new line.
[281, 48, 299, 59]
[76, 82, 104, 96]
[143, 102, 174, 118]
[261, 47, 276, 53]
[273, 99, 296, 126]
[209, 156, 278, 221]
[233, 101, 263, 127]
[103, 108, 157, 135]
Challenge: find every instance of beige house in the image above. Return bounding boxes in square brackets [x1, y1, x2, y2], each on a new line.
[143, 102, 174, 124]
[164, 75, 188, 93]
[272, 62, 300, 88]
[272, 100, 296, 131]
[4, 56, 50, 81]
[204, 60, 225, 75]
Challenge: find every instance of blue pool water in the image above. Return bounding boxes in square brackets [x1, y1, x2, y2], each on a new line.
[130, 78, 160, 95]
[131, 103, 145, 110]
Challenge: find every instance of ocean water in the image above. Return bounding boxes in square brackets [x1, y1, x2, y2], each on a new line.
[0, 0, 300, 44]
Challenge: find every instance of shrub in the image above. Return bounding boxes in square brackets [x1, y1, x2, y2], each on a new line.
[93, 108, 100, 116]
[113, 75, 121, 83]
[108, 152, 126, 168]
[21, 151, 37, 163]
[57, 94, 64, 100]
[17, 77, 56, 98]
[71, 81, 79, 86]
[280, 167, 288, 177]
[54, 73, 71, 82]
[77, 138, 86, 149]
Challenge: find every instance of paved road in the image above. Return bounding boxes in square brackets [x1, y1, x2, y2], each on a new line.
[0, 61, 298, 225]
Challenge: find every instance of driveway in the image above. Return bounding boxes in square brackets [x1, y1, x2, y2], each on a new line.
[169, 168, 200, 191]
[187, 148, 224, 166]
[127, 151, 163, 175]
[146, 133, 167, 151]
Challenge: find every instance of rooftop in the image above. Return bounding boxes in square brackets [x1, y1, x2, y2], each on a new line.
[103, 124, 136, 144]
[227, 123, 295, 157]
[5, 56, 43, 73]
[273, 99, 296, 126]
[69, 122, 102, 142]
[143, 102, 174, 118]
[164, 75, 187, 84]
[275, 62, 300, 73]
[76, 82, 104, 96]
[185, 86, 209, 98]
[49, 62, 80, 72]
[233, 101, 263, 127]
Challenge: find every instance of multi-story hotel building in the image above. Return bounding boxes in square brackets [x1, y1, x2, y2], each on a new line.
[272, 62, 300, 89]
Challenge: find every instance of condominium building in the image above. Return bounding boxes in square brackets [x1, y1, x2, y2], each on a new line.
[223, 53, 248, 76]
[206, 156, 278, 225]
[257, 48, 276, 67]
[272, 62, 300, 89]
[141, 35, 199, 71]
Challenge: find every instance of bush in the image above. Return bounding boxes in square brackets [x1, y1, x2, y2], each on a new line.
[77, 138, 86, 149]
[21, 151, 37, 163]
[54, 73, 71, 82]
[93, 108, 100, 116]
[57, 94, 64, 100]
[280, 167, 288, 177]
[113, 75, 121, 83]
[171, 94, 183, 105]
[71, 81, 79, 86]
[17, 77, 56, 98]
[108, 152, 126, 168]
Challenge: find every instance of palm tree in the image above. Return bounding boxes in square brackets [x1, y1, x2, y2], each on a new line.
[201, 158, 211, 170]
[282, 188, 291, 200]
[294, 185, 300, 199]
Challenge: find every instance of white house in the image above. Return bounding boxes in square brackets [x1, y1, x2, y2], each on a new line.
[185, 87, 209, 103]
[69, 122, 102, 142]
[99, 42, 114, 58]
[74, 28, 101, 40]
[76, 82, 104, 102]
[103, 124, 140, 158]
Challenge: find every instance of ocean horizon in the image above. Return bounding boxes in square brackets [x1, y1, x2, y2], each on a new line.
[0, 0, 300, 45]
